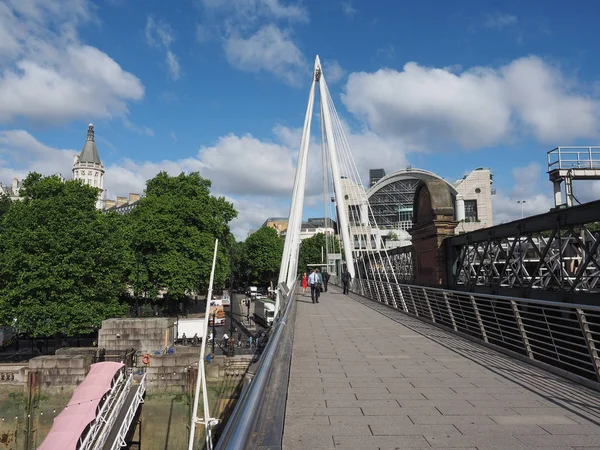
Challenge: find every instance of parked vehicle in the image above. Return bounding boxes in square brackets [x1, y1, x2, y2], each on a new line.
[254, 299, 276, 327]
[176, 318, 205, 342]
[221, 291, 231, 308]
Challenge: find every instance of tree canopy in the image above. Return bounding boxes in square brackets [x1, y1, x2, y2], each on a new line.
[128, 172, 237, 302]
[241, 226, 284, 286]
[297, 232, 341, 276]
[0, 174, 130, 337]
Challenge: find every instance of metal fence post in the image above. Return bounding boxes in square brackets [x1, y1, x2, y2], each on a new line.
[396, 284, 408, 312]
[470, 295, 488, 343]
[510, 300, 533, 359]
[576, 308, 600, 381]
[423, 288, 435, 323]
[407, 286, 418, 317]
[443, 292, 457, 331]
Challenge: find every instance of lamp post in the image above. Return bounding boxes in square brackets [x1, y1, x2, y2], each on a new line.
[517, 200, 526, 219]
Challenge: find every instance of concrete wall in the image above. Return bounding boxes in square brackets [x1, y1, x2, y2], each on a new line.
[98, 318, 174, 353]
[143, 349, 252, 393]
[28, 355, 92, 391]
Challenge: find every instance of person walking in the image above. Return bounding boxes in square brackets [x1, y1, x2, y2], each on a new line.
[341, 268, 351, 295]
[301, 272, 308, 294]
[308, 269, 320, 303]
[322, 270, 330, 292]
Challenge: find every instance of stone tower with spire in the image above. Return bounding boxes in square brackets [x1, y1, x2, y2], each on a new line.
[73, 124, 105, 209]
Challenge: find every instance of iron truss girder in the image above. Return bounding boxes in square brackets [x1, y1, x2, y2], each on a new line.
[448, 199, 600, 296]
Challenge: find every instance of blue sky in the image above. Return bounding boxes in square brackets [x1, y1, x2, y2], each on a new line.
[0, 0, 599, 239]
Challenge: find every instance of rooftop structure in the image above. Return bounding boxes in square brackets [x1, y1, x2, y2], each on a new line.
[547, 146, 600, 208]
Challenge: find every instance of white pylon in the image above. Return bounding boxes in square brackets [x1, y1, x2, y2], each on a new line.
[277, 56, 356, 313]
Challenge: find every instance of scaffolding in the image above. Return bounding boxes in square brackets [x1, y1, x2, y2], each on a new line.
[368, 178, 419, 230]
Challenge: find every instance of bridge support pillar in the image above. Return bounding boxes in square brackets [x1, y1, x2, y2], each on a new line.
[410, 180, 457, 287]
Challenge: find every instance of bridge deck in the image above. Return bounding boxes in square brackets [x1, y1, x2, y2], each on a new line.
[283, 287, 600, 449]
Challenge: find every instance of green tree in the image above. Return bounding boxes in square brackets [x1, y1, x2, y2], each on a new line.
[0, 193, 11, 222]
[0, 173, 130, 337]
[242, 226, 284, 286]
[230, 240, 248, 287]
[297, 233, 341, 276]
[129, 172, 237, 305]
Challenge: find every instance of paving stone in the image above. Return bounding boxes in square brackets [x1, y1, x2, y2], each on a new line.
[409, 414, 496, 425]
[362, 406, 441, 416]
[515, 433, 600, 447]
[326, 399, 400, 408]
[490, 415, 577, 425]
[286, 406, 364, 416]
[370, 422, 460, 436]
[333, 435, 429, 448]
[540, 424, 600, 434]
[454, 423, 550, 435]
[424, 434, 529, 448]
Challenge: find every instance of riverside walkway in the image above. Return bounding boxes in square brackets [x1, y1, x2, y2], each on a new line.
[283, 287, 600, 450]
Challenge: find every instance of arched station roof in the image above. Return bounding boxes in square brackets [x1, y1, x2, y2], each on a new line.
[366, 168, 459, 198]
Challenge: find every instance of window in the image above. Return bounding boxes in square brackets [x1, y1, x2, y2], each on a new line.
[465, 200, 478, 222]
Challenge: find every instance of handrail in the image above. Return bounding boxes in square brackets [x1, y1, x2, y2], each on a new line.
[108, 373, 147, 450]
[333, 276, 600, 388]
[215, 281, 298, 450]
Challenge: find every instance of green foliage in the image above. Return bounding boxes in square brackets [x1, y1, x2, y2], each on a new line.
[297, 233, 340, 276]
[241, 226, 284, 286]
[230, 241, 247, 285]
[0, 173, 129, 337]
[128, 172, 237, 301]
[0, 193, 11, 222]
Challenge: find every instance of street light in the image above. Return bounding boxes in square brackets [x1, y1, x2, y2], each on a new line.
[517, 200, 526, 219]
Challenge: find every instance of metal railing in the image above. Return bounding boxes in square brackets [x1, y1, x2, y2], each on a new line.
[337, 276, 600, 386]
[108, 373, 147, 450]
[215, 281, 298, 450]
[548, 146, 600, 171]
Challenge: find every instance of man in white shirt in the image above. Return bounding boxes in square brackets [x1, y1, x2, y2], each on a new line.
[308, 269, 320, 303]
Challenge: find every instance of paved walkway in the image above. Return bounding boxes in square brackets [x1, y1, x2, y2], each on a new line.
[282, 287, 600, 450]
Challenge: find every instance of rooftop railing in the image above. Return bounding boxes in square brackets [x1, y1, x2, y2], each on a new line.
[547, 146, 600, 171]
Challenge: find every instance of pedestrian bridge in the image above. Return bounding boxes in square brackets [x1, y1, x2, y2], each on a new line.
[214, 56, 600, 449]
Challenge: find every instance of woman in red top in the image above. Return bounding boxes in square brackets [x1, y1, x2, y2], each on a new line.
[301, 272, 308, 293]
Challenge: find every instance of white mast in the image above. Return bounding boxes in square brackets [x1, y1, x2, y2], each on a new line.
[316, 56, 356, 278]
[188, 239, 219, 450]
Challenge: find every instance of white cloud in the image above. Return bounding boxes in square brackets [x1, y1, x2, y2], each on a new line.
[165, 50, 181, 80]
[199, 0, 308, 84]
[122, 118, 154, 136]
[0, 0, 144, 124]
[145, 17, 181, 80]
[492, 162, 554, 224]
[224, 25, 306, 85]
[323, 60, 346, 84]
[223, 195, 288, 240]
[341, 2, 356, 17]
[343, 56, 600, 150]
[200, 0, 308, 25]
[169, 131, 177, 142]
[485, 13, 518, 29]
[0, 129, 75, 182]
